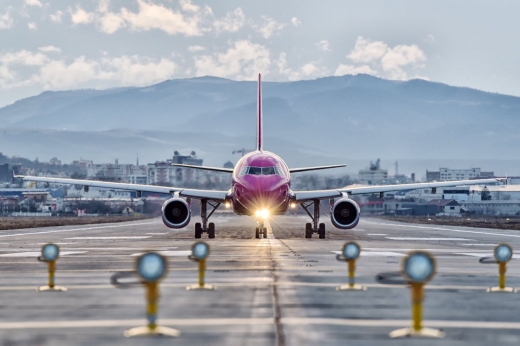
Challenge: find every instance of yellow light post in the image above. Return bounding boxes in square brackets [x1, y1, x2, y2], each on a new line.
[187, 241, 216, 291]
[124, 252, 180, 338]
[487, 243, 516, 293]
[38, 243, 67, 292]
[390, 251, 444, 339]
[336, 242, 366, 291]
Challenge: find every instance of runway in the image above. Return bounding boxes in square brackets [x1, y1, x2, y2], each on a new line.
[0, 213, 520, 345]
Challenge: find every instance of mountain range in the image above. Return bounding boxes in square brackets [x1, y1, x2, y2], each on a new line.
[0, 74, 518, 176]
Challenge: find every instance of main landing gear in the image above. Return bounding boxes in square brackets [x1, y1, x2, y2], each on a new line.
[255, 221, 268, 239]
[301, 200, 326, 239]
[195, 199, 220, 239]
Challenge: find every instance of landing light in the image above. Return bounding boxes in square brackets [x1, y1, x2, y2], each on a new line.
[225, 202, 231, 208]
[255, 209, 269, 219]
[290, 202, 296, 209]
[494, 243, 513, 263]
[192, 241, 210, 260]
[136, 252, 167, 283]
[403, 251, 435, 283]
[42, 243, 59, 262]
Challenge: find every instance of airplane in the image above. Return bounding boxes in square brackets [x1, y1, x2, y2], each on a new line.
[16, 74, 500, 239]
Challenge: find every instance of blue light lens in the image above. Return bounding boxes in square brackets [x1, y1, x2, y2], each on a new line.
[342, 242, 360, 260]
[192, 242, 210, 260]
[495, 245, 512, 262]
[42, 244, 59, 261]
[404, 253, 434, 283]
[137, 253, 166, 282]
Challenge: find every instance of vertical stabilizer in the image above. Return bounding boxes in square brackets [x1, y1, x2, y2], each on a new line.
[256, 73, 263, 151]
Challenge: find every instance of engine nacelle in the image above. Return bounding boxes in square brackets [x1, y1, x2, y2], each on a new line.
[162, 198, 191, 229]
[331, 198, 360, 229]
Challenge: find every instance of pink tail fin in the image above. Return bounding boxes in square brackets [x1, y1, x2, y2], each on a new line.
[256, 73, 263, 151]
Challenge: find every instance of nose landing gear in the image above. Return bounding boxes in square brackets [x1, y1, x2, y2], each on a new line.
[194, 199, 220, 239]
[255, 221, 268, 239]
[301, 199, 326, 239]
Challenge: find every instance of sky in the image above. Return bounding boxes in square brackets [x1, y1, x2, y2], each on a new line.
[0, 0, 520, 107]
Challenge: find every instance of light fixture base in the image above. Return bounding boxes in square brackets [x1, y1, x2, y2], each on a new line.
[37, 285, 67, 292]
[124, 326, 180, 338]
[487, 286, 517, 293]
[186, 284, 217, 291]
[389, 327, 445, 338]
[336, 284, 366, 291]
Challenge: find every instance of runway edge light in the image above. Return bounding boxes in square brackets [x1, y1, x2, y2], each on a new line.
[186, 241, 216, 291]
[37, 243, 67, 292]
[336, 242, 366, 291]
[389, 251, 445, 339]
[124, 251, 180, 338]
[487, 243, 517, 293]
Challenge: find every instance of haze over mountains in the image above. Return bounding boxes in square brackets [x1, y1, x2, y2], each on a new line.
[0, 74, 518, 176]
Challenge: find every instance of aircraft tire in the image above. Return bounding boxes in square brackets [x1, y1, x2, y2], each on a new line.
[318, 223, 326, 239]
[305, 223, 312, 238]
[255, 227, 260, 239]
[195, 223, 202, 239]
[208, 222, 215, 239]
[263, 227, 267, 237]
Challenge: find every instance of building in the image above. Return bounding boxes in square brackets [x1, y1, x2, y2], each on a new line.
[87, 159, 147, 183]
[460, 200, 520, 216]
[49, 157, 61, 166]
[0, 164, 9, 182]
[426, 199, 461, 216]
[148, 151, 204, 185]
[358, 159, 388, 185]
[426, 167, 494, 182]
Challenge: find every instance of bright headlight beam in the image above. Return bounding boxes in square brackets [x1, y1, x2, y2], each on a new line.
[255, 209, 269, 219]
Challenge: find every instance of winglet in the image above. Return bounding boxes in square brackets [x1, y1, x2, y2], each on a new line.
[257, 73, 263, 152]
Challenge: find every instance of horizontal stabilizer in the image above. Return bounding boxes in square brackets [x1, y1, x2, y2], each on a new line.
[171, 163, 234, 173]
[289, 164, 347, 174]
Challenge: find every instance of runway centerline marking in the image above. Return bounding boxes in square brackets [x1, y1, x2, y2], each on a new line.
[0, 221, 156, 238]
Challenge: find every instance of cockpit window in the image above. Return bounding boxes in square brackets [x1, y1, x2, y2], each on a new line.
[240, 166, 285, 176]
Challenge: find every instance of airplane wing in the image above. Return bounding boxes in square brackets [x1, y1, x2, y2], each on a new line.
[292, 178, 500, 202]
[14, 175, 229, 202]
[170, 164, 234, 173]
[289, 164, 347, 173]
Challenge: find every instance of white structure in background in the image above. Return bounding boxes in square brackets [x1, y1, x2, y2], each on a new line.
[87, 159, 147, 183]
[459, 200, 520, 216]
[439, 167, 481, 181]
[66, 186, 131, 199]
[358, 159, 388, 185]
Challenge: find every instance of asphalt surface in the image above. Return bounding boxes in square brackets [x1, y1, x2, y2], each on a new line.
[1, 212, 520, 345]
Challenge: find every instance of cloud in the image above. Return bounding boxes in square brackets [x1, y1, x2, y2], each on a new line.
[0, 49, 177, 90]
[424, 34, 435, 44]
[188, 45, 205, 52]
[179, 0, 199, 13]
[70, 6, 94, 24]
[334, 64, 377, 77]
[28, 22, 37, 30]
[25, 0, 42, 7]
[213, 8, 245, 33]
[50, 10, 63, 22]
[253, 16, 284, 39]
[347, 36, 388, 63]
[315, 40, 331, 52]
[291, 17, 301, 26]
[0, 10, 13, 29]
[341, 36, 427, 80]
[194, 40, 270, 80]
[276, 52, 328, 81]
[38, 46, 61, 53]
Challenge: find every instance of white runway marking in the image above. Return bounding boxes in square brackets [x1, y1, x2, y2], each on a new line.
[1, 317, 520, 330]
[332, 251, 405, 257]
[66, 236, 151, 240]
[351, 228, 365, 232]
[368, 234, 387, 236]
[456, 253, 520, 259]
[386, 237, 474, 241]
[363, 220, 520, 238]
[130, 251, 191, 257]
[0, 222, 156, 238]
[0, 251, 87, 257]
[460, 244, 497, 246]
[146, 232, 167, 235]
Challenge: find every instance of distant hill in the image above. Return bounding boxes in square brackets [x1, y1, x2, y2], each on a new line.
[0, 74, 519, 174]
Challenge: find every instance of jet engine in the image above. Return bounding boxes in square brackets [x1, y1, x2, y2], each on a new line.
[331, 198, 360, 229]
[162, 198, 191, 229]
